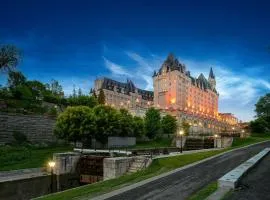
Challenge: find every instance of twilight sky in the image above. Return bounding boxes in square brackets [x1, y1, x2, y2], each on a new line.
[1, 0, 270, 122]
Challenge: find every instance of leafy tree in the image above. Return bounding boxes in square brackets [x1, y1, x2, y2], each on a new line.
[67, 95, 98, 108]
[250, 93, 270, 134]
[0, 45, 21, 72]
[26, 80, 46, 100]
[92, 105, 120, 144]
[119, 108, 134, 137]
[47, 79, 64, 97]
[133, 116, 145, 138]
[78, 88, 83, 97]
[12, 85, 32, 100]
[54, 106, 94, 143]
[144, 107, 161, 139]
[8, 71, 26, 89]
[98, 89, 105, 104]
[161, 114, 177, 136]
[250, 118, 268, 133]
[255, 93, 270, 118]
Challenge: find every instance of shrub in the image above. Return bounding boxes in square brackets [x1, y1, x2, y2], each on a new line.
[12, 131, 28, 144]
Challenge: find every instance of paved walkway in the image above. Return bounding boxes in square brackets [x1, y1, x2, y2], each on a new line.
[0, 168, 47, 183]
[223, 153, 270, 200]
[89, 141, 270, 200]
[153, 148, 221, 159]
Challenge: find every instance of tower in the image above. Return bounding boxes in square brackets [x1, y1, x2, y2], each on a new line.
[208, 67, 216, 89]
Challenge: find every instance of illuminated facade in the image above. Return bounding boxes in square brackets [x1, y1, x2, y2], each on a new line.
[153, 54, 239, 134]
[218, 113, 238, 125]
[94, 78, 153, 115]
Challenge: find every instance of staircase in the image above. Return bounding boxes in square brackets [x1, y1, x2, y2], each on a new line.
[127, 156, 151, 174]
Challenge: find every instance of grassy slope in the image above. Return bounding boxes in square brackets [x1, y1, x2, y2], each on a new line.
[0, 146, 72, 171]
[188, 182, 218, 200]
[37, 150, 226, 200]
[187, 134, 270, 200]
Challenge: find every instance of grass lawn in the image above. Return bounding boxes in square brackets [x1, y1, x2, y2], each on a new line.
[188, 182, 218, 200]
[0, 145, 72, 171]
[231, 134, 270, 148]
[37, 135, 270, 200]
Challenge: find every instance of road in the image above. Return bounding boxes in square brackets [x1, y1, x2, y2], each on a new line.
[105, 142, 270, 200]
[224, 153, 270, 200]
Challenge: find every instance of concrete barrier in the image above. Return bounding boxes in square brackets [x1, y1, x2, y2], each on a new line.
[218, 148, 270, 189]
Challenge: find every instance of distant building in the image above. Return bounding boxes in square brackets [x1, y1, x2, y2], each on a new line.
[218, 113, 238, 126]
[94, 77, 154, 114]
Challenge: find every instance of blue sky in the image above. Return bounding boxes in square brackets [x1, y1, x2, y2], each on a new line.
[1, 0, 270, 121]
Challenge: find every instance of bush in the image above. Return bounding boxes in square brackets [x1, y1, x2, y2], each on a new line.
[12, 131, 28, 144]
[48, 106, 58, 116]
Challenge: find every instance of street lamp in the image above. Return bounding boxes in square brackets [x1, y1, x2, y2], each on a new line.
[179, 130, 184, 153]
[48, 161, 55, 193]
[214, 134, 218, 148]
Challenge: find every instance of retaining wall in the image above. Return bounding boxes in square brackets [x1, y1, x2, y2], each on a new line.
[0, 112, 56, 145]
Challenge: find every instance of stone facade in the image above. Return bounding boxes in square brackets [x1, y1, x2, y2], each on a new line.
[94, 78, 154, 112]
[153, 54, 240, 134]
[103, 157, 133, 180]
[0, 112, 56, 145]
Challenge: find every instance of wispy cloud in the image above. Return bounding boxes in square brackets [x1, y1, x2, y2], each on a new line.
[103, 57, 132, 77]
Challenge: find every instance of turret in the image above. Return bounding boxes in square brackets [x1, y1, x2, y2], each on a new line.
[208, 67, 216, 89]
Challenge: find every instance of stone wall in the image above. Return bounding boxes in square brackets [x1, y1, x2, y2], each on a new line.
[108, 137, 136, 148]
[0, 173, 79, 200]
[103, 157, 133, 180]
[216, 137, 233, 148]
[0, 112, 56, 145]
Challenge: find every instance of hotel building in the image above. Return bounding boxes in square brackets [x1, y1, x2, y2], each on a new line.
[94, 78, 154, 116]
[153, 53, 239, 134]
[94, 53, 239, 134]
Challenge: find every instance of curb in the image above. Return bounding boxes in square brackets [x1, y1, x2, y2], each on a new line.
[89, 140, 270, 200]
[206, 147, 270, 200]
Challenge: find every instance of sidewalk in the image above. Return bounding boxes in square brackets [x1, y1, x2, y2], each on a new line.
[153, 148, 222, 159]
[0, 168, 47, 183]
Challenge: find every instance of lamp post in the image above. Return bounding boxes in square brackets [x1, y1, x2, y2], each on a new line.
[214, 134, 218, 148]
[179, 130, 184, 153]
[48, 161, 55, 193]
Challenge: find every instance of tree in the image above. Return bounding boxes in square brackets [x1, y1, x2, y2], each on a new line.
[0, 45, 21, 72]
[67, 95, 98, 108]
[98, 89, 105, 104]
[133, 116, 145, 138]
[119, 108, 134, 137]
[78, 88, 83, 97]
[8, 71, 26, 89]
[144, 108, 161, 139]
[250, 93, 270, 134]
[26, 80, 46, 100]
[250, 118, 268, 133]
[54, 106, 94, 144]
[47, 79, 64, 97]
[255, 93, 270, 118]
[92, 105, 120, 144]
[161, 114, 177, 136]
